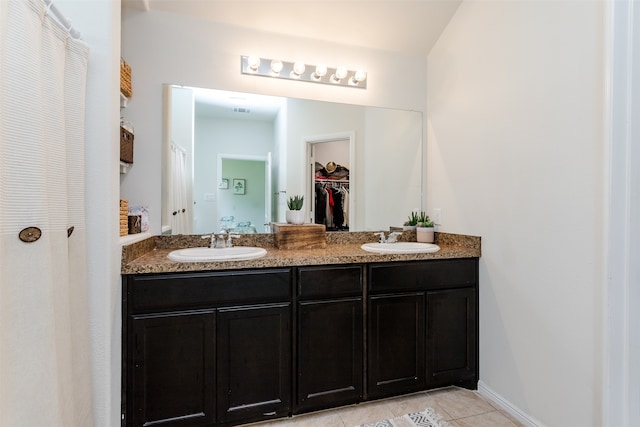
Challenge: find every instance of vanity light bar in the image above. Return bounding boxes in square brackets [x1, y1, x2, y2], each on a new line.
[241, 56, 367, 89]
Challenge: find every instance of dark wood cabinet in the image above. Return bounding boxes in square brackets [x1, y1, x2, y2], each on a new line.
[295, 266, 363, 413]
[130, 311, 215, 427]
[426, 287, 477, 389]
[123, 258, 478, 427]
[123, 269, 292, 427]
[216, 303, 291, 425]
[367, 259, 478, 399]
[367, 293, 425, 399]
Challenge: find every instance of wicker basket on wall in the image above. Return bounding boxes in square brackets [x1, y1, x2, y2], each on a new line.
[120, 199, 129, 236]
[120, 58, 132, 98]
[120, 125, 134, 163]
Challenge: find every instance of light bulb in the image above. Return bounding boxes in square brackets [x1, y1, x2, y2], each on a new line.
[270, 59, 283, 74]
[293, 62, 306, 76]
[247, 56, 261, 72]
[331, 66, 348, 83]
[349, 70, 367, 85]
[335, 66, 348, 79]
[311, 64, 327, 80]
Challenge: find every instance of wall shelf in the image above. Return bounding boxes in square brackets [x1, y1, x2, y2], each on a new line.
[120, 231, 152, 246]
[120, 161, 131, 174]
[120, 92, 129, 108]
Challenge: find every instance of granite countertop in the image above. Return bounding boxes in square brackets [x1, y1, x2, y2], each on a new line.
[121, 231, 481, 275]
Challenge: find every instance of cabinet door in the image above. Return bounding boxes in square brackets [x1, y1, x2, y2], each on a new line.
[216, 303, 291, 425]
[368, 293, 425, 399]
[129, 310, 215, 427]
[296, 298, 363, 413]
[426, 288, 477, 389]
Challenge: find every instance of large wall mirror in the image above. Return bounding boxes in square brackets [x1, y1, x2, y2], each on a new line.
[162, 84, 423, 235]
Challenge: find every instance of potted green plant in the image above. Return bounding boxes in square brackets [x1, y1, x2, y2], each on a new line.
[286, 195, 305, 225]
[403, 211, 419, 231]
[415, 211, 435, 243]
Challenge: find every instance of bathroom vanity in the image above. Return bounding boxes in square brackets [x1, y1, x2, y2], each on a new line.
[121, 232, 480, 427]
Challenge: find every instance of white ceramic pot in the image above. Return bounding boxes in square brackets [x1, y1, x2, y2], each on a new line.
[402, 225, 417, 231]
[416, 227, 435, 243]
[286, 210, 305, 225]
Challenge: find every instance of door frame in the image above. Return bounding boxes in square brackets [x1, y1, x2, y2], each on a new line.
[605, 0, 640, 425]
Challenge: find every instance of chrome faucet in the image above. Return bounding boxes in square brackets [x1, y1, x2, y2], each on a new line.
[201, 229, 230, 248]
[226, 233, 241, 247]
[213, 230, 228, 248]
[374, 231, 402, 244]
[387, 231, 403, 243]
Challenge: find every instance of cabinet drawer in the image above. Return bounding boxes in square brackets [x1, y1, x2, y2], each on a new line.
[126, 269, 291, 313]
[369, 259, 477, 293]
[297, 265, 363, 299]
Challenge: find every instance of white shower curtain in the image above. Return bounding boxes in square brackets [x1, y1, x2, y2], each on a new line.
[170, 142, 190, 234]
[0, 0, 92, 426]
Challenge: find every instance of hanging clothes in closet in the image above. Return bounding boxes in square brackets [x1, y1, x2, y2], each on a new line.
[314, 180, 350, 231]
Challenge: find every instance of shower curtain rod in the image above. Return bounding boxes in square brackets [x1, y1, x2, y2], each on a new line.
[171, 142, 187, 154]
[43, 0, 82, 39]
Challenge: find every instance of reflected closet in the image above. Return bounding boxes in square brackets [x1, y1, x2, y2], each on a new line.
[309, 138, 350, 231]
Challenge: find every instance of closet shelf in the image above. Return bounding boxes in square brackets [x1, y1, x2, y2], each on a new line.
[315, 178, 349, 183]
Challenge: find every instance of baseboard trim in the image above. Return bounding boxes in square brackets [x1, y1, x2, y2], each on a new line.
[477, 381, 546, 427]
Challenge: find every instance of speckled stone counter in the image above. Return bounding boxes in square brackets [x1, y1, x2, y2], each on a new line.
[121, 231, 481, 275]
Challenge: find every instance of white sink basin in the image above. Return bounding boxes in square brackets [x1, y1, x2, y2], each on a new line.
[167, 246, 267, 262]
[361, 242, 440, 254]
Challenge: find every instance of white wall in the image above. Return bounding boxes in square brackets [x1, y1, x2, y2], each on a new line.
[427, 1, 605, 426]
[364, 108, 422, 230]
[120, 9, 428, 233]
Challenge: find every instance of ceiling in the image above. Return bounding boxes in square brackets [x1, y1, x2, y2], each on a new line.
[190, 87, 286, 120]
[122, 0, 462, 55]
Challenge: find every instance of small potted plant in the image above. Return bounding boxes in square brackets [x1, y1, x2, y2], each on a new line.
[415, 211, 435, 243]
[286, 195, 305, 225]
[403, 211, 419, 231]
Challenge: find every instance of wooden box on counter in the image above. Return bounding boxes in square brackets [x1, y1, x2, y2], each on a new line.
[272, 223, 327, 250]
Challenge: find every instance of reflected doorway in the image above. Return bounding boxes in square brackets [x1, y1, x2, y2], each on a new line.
[307, 133, 354, 231]
[213, 154, 272, 234]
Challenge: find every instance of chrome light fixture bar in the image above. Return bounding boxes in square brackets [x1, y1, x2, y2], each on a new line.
[241, 56, 367, 89]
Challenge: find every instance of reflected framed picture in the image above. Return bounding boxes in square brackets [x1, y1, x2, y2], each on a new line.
[233, 178, 246, 195]
[219, 178, 229, 189]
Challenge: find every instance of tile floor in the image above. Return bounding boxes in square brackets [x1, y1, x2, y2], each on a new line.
[247, 387, 524, 427]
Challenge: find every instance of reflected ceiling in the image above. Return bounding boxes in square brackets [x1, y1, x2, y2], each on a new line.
[192, 87, 284, 121]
